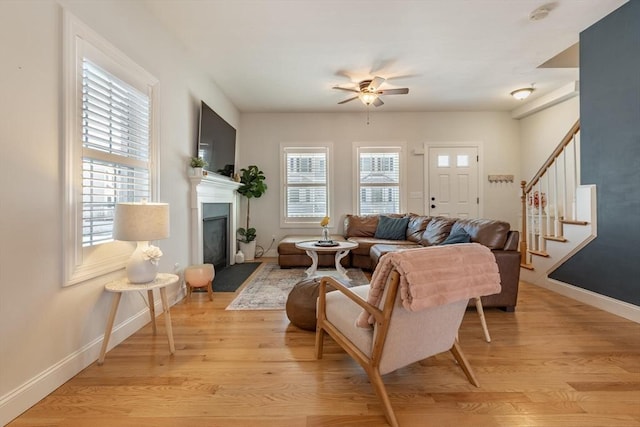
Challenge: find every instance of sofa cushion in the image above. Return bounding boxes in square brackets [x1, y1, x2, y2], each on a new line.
[406, 215, 432, 242]
[374, 215, 410, 240]
[347, 236, 415, 256]
[419, 216, 456, 246]
[451, 218, 510, 249]
[370, 243, 421, 266]
[344, 214, 379, 237]
[344, 213, 405, 238]
[441, 229, 472, 245]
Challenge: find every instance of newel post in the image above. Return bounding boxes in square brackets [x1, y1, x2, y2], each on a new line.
[520, 180, 528, 267]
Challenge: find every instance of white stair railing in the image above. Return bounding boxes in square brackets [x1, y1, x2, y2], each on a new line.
[520, 120, 581, 268]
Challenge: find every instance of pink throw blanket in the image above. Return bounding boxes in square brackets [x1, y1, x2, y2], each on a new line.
[356, 243, 501, 328]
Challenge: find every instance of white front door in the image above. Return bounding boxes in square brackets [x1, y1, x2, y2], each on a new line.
[427, 146, 479, 218]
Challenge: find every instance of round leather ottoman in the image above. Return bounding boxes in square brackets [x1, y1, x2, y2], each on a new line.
[286, 277, 335, 331]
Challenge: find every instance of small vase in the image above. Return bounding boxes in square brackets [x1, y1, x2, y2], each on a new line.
[321, 226, 330, 242]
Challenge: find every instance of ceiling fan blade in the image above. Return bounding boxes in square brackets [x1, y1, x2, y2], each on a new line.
[333, 86, 359, 93]
[338, 96, 359, 104]
[373, 97, 384, 107]
[368, 76, 386, 91]
[379, 88, 409, 95]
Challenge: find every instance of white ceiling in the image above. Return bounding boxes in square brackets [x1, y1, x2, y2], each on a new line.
[143, 0, 627, 113]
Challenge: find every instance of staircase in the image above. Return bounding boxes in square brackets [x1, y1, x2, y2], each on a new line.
[519, 120, 598, 287]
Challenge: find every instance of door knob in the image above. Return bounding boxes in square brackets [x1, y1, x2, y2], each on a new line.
[431, 197, 435, 201]
[431, 204, 436, 209]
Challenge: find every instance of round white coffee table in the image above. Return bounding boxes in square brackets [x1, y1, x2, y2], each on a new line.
[295, 240, 359, 280]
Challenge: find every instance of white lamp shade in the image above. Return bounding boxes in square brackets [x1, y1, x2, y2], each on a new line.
[114, 202, 170, 242]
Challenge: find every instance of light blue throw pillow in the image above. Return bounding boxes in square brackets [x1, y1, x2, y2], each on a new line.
[374, 216, 410, 240]
[440, 229, 472, 245]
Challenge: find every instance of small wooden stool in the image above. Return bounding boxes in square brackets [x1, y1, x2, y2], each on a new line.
[184, 264, 214, 301]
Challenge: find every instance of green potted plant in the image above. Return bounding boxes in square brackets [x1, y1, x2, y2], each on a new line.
[189, 156, 207, 176]
[236, 165, 267, 260]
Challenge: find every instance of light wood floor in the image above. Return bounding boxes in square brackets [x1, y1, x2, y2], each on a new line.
[10, 262, 640, 427]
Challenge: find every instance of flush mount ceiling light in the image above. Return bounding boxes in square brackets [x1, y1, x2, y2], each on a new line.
[529, 3, 555, 21]
[510, 87, 535, 100]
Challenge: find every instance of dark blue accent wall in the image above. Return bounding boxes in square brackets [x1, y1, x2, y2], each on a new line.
[549, 2, 640, 305]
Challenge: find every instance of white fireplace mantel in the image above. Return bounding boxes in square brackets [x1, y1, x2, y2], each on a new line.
[190, 173, 241, 266]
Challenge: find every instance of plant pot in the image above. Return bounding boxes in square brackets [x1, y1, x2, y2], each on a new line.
[190, 167, 203, 177]
[238, 240, 256, 261]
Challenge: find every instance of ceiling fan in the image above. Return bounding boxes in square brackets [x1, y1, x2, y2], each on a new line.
[333, 76, 409, 107]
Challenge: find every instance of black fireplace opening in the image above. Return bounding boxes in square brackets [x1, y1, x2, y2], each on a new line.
[203, 203, 230, 272]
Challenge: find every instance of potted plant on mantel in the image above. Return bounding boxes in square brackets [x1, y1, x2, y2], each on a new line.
[190, 156, 207, 176]
[236, 165, 267, 261]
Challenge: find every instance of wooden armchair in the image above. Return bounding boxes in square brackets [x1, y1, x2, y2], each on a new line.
[316, 244, 500, 426]
[316, 243, 500, 426]
[316, 269, 482, 427]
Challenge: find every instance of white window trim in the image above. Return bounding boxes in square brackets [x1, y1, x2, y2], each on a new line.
[279, 142, 333, 228]
[352, 142, 407, 215]
[62, 11, 160, 286]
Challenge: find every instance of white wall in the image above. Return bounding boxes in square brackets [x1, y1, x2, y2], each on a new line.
[0, 1, 238, 423]
[238, 111, 521, 253]
[519, 96, 580, 182]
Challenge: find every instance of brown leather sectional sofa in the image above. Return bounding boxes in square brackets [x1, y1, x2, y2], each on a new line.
[278, 214, 521, 311]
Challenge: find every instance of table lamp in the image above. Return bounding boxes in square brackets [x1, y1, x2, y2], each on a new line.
[114, 201, 170, 283]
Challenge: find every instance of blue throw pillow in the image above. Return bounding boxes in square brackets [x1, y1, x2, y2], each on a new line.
[374, 216, 410, 240]
[440, 229, 472, 245]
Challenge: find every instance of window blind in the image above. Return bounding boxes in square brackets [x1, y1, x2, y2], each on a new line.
[284, 149, 328, 219]
[81, 59, 151, 247]
[358, 151, 401, 215]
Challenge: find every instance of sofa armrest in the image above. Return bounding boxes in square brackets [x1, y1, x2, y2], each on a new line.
[503, 230, 520, 251]
[483, 250, 520, 311]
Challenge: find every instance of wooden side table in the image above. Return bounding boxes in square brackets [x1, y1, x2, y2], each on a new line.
[98, 273, 179, 365]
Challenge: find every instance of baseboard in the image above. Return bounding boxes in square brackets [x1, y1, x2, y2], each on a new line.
[0, 286, 183, 426]
[535, 278, 640, 323]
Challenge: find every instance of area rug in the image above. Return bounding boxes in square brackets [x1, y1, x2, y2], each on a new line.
[226, 262, 369, 310]
[212, 262, 262, 292]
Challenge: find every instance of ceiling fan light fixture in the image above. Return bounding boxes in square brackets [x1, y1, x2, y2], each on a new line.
[359, 92, 378, 106]
[510, 87, 535, 100]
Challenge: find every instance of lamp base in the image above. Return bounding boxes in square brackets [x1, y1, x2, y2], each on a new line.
[126, 242, 159, 283]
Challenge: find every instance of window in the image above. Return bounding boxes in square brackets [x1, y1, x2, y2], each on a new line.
[355, 145, 405, 215]
[82, 60, 151, 246]
[457, 154, 469, 167]
[63, 12, 158, 286]
[281, 145, 331, 226]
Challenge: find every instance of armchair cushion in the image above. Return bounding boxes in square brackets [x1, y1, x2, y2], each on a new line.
[324, 285, 372, 356]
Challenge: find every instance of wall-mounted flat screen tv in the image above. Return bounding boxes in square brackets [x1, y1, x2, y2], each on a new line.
[197, 101, 236, 177]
